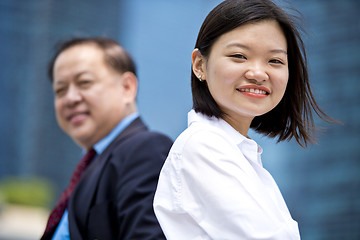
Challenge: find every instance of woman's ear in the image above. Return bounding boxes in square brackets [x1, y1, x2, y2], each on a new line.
[191, 49, 206, 81]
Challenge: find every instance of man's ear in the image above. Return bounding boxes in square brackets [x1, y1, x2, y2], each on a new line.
[121, 71, 138, 102]
[191, 48, 206, 81]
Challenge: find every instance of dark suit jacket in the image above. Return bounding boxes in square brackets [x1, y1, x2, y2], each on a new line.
[67, 117, 172, 240]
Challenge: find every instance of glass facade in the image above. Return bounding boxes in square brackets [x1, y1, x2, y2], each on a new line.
[1, 0, 359, 239]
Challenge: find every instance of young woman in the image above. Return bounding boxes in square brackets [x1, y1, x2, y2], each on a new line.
[154, 0, 332, 239]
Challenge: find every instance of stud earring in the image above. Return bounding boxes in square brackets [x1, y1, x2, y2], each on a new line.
[198, 75, 202, 82]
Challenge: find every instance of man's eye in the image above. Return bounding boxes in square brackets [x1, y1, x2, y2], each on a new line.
[55, 88, 66, 96]
[79, 80, 92, 87]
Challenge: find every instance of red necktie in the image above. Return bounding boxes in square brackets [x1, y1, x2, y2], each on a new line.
[41, 148, 96, 239]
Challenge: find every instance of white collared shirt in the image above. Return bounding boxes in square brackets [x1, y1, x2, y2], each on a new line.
[154, 110, 300, 240]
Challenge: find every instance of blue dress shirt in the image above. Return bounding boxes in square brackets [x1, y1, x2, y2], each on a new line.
[52, 112, 139, 240]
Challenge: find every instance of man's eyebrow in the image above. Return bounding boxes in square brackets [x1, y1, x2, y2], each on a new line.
[54, 71, 89, 85]
[74, 71, 88, 79]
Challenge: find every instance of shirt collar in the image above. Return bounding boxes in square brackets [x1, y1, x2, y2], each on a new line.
[92, 112, 139, 154]
[188, 109, 263, 156]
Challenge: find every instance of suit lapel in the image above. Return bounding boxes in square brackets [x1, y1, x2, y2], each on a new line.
[69, 117, 147, 238]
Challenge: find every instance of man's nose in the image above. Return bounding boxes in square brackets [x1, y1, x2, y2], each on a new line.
[64, 85, 82, 106]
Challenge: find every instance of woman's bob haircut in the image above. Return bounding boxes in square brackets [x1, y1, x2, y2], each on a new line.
[191, 0, 332, 147]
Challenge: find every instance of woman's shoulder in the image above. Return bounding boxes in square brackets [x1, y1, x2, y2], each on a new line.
[171, 121, 235, 154]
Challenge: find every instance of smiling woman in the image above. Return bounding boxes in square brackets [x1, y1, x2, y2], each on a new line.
[192, 20, 289, 135]
[153, 0, 334, 239]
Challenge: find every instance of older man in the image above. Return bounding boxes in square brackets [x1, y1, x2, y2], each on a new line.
[41, 37, 172, 240]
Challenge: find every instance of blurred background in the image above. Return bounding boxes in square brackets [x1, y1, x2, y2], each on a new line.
[0, 0, 359, 239]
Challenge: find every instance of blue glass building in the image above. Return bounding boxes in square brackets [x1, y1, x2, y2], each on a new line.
[1, 0, 359, 239]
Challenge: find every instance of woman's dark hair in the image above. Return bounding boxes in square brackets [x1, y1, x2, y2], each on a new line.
[192, 0, 332, 147]
[48, 37, 137, 81]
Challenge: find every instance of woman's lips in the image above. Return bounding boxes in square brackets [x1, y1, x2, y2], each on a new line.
[236, 85, 270, 98]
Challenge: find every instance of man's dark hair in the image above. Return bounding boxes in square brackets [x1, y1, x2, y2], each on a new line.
[48, 37, 137, 82]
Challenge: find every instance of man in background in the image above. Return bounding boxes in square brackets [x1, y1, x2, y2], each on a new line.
[41, 37, 172, 240]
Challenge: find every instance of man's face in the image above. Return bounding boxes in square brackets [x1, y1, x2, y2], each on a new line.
[53, 44, 135, 149]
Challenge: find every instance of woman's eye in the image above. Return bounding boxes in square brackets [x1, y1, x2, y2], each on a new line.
[269, 59, 284, 64]
[230, 54, 247, 60]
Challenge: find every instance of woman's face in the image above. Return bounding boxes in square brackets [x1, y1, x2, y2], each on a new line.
[196, 20, 288, 133]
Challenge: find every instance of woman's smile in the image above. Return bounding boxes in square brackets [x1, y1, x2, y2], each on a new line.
[201, 20, 288, 126]
[236, 84, 270, 98]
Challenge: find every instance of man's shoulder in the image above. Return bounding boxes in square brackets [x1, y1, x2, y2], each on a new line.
[110, 128, 172, 153]
[105, 129, 172, 171]
[124, 129, 173, 149]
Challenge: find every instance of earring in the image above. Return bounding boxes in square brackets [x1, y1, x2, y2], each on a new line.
[198, 75, 202, 82]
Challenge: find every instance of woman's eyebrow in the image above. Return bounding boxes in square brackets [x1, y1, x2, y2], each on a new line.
[226, 43, 287, 55]
[226, 42, 287, 55]
[269, 49, 287, 55]
[226, 42, 250, 50]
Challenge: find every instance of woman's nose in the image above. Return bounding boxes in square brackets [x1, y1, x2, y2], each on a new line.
[244, 64, 269, 83]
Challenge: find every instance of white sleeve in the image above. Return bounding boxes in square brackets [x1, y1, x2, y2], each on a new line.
[154, 129, 300, 240]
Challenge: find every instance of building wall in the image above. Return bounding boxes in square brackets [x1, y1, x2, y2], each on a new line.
[1, 0, 359, 239]
[272, 1, 360, 239]
[0, 0, 122, 197]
